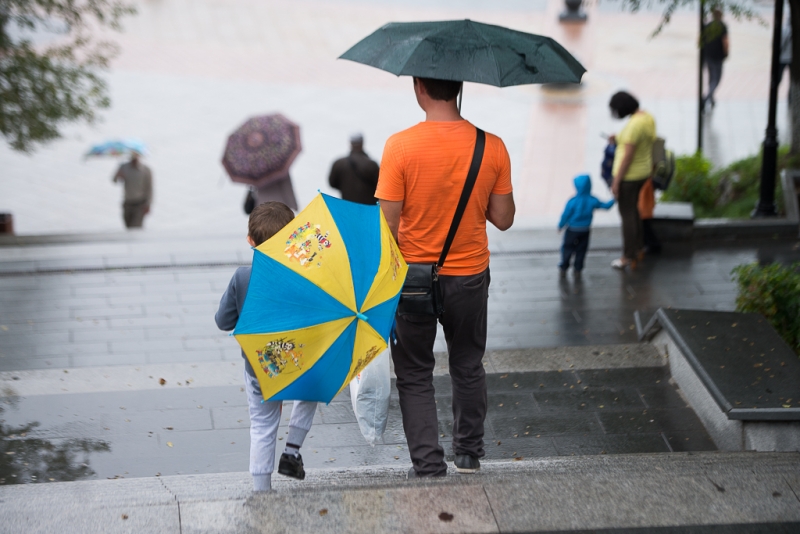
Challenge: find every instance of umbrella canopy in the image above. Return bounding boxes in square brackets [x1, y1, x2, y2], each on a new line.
[339, 19, 585, 86]
[85, 139, 148, 157]
[222, 114, 302, 188]
[233, 193, 408, 403]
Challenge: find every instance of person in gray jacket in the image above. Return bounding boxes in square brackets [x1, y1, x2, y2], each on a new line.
[113, 152, 152, 228]
[215, 201, 317, 492]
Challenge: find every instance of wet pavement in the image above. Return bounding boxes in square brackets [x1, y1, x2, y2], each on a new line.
[2, 230, 799, 372]
[0, 359, 716, 484]
[2, 229, 799, 485]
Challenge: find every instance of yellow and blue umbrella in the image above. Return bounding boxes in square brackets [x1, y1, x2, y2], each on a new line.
[233, 193, 407, 403]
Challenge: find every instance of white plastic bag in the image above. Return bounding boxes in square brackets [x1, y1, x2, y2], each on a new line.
[349, 349, 390, 446]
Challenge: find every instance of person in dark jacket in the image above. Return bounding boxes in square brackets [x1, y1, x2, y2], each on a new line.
[702, 8, 729, 111]
[558, 174, 615, 278]
[328, 133, 380, 205]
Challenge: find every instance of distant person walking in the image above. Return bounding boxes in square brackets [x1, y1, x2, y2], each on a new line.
[113, 152, 152, 229]
[608, 91, 656, 271]
[328, 133, 380, 205]
[702, 7, 729, 111]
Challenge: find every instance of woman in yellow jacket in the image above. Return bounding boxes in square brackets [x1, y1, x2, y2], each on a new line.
[608, 91, 656, 270]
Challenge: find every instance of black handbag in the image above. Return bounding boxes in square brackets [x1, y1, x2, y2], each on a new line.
[243, 188, 256, 215]
[398, 128, 486, 317]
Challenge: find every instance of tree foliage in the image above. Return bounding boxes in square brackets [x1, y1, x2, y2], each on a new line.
[617, 0, 761, 37]
[0, 0, 134, 152]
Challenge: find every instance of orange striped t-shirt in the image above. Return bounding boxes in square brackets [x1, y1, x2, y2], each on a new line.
[376, 120, 513, 276]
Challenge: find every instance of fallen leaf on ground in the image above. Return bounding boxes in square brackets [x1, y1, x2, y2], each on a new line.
[121, 515, 128, 520]
[438, 513, 454, 522]
[159, 378, 166, 385]
[319, 509, 328, 516]
[166, 442, 173, 447]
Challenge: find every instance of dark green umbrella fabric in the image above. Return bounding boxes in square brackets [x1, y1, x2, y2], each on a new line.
[339, 20, 585, 87]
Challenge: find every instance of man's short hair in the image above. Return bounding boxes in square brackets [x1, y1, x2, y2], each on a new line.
[417, 77, 463, 102]
[248, 201, 295, 246]
[609, 91, 640, 119]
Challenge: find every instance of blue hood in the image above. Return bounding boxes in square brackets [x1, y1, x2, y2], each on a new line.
[574, 174, 591, 196]
[558, 174, 615, 230]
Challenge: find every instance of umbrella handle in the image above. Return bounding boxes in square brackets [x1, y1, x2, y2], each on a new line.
[458, 85, 463, 114]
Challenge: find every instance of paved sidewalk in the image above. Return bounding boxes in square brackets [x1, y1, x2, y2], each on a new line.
[0, 0, 784, 234]
[3, 228, 799, 373]
[1, 228, 798, 485]
[3, 344, 714, 482]
[1, 452, 799, 533]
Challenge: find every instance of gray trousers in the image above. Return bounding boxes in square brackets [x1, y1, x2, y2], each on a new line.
[123, 200, 148, 228]
[391, 268, 490, 476]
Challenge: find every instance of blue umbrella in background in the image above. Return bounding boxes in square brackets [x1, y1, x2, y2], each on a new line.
[85, 139, 148, 158]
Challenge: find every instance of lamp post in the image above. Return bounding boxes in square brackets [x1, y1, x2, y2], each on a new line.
[698, 0, 705, 153]
[753, 0, 784, 218]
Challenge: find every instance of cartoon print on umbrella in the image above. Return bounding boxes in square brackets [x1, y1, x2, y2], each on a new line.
[234, 193, 408, 403]
[256, 338, 304, 378]
[284, 222, 333, 269]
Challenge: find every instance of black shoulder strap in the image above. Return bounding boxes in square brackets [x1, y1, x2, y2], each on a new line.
[437, 128, 486, 269]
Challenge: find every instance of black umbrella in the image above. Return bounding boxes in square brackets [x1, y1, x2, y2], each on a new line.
[339, 19, 585, 87]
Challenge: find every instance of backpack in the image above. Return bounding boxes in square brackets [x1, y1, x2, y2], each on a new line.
[651, 137, 675, 191]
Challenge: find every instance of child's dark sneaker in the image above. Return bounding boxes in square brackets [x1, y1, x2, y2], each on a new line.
[278, 452, 305, 480]
[454, 454, 480, 473]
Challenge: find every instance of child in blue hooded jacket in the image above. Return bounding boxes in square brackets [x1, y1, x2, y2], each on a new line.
[558, 174, 615, 277]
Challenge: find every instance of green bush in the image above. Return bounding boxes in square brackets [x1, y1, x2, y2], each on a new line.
[661, 148, 788, 219]
[661, 152, 715, 216]
[731, 262, 800, 356]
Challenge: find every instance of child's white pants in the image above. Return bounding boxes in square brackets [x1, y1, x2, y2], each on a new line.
[244, 370, 317, 476]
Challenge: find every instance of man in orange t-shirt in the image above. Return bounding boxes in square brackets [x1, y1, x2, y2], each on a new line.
[377, 77, 515, 478]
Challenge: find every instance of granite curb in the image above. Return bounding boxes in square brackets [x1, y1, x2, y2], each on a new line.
[1, 452, 798, 533]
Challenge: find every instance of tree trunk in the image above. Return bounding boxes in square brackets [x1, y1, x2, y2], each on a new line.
[790, 0, 800, 154]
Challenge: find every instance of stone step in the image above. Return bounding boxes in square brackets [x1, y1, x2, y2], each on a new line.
[1, 452, 798, 533]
